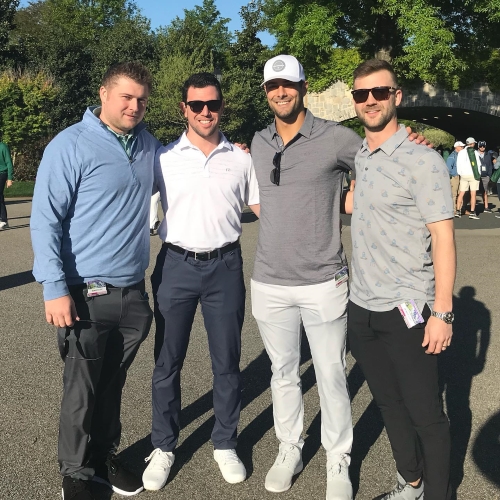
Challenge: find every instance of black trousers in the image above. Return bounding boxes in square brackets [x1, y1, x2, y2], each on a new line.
[151, 244, 245, 452]
[347, 301, 451, 500]
[57, 281, 152, 479]
[0, 171, 7, 222]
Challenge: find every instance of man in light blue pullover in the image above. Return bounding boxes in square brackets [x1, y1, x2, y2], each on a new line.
[31, 62, 160, 500]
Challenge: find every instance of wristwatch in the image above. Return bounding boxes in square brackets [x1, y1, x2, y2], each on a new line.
[431, 311, 454, 324]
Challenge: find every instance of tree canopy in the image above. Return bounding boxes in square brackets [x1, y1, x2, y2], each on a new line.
[261, 0, 500, 91]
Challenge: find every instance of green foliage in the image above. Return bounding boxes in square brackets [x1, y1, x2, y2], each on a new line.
[0, 70, 59, 179]
[147, 51, 209, 145]
[421, 128, 455, 149]
[9, 0, 155, 130]
[221, 2, 273, 144]
[3, 180, 34, 197]
[261, 0, 500, 91]
[0, 0, 19, 66]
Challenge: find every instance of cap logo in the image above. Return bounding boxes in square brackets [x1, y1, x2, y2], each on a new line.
[272, 60, 286, 72]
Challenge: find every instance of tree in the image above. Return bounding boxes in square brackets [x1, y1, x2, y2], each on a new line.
[9, 0, 155, 130]
[147, 0, 232, 144]
[0, 70, 59, 179]
[222, 2, 273, 144]
[261, 0, 500, 91]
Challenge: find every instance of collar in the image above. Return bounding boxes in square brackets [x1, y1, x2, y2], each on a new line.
[89, 105, 145, 136]
[268, 108, 315, 142]
[175, 130, 232, 152]
[360, 124, 408, 156]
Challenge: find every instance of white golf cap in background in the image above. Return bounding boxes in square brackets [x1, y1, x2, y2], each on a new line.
[262, 55, 306, 86]
[466, 137, 476, 144]
[454, 141, 465, 147]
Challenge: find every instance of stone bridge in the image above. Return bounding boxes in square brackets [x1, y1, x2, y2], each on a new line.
[305, 81, 500, 147]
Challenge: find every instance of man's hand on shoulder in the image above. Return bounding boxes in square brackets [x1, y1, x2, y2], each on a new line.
[234, 143, 250, 154]
[45, 295, 79, 328]
[422, 316, 452, 354]
[406, 126, 433, 148]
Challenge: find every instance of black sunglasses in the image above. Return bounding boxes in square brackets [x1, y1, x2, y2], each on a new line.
[351, 86, 398, 104]
[271, 152, 281, 186]
[185, 100, 222, 113]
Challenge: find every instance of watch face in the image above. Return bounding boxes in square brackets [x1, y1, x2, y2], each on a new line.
[444, 312, 454, 324]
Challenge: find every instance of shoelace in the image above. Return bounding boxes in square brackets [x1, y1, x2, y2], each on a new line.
[274, 445, 299, 469]
[144, 449, 174, 471]
[217, 449, 241, 465]
[327, 456, 349, 481]
[382, 482, 407, 499]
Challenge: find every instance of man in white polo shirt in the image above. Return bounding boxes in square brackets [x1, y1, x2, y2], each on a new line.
[456, 137, 481, 219]
[142, 72, 260, 491]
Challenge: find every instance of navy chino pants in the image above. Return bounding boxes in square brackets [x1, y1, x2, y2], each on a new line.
[151, 244, 245, 452]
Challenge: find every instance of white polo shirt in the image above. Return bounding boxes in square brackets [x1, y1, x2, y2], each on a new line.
[457, 146, 481, 177]
[154, 132, 259, 252]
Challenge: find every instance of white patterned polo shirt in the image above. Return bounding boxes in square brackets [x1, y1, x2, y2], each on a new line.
[350, 125, 454, 312]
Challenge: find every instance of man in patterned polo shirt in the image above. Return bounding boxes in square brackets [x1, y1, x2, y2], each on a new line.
[345, 60, 456, 500]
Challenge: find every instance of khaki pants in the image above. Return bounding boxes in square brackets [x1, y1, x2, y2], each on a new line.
[450, 176, 460, 210]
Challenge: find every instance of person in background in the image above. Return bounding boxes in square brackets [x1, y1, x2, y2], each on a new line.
[477, 141, 493, 213]
[0, 139, 14, 230]
[446, 141, 464, 217]
[456, 137, 481, 219]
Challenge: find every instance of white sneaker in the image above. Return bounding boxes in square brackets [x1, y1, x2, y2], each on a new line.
[0, 221, 6, 229]
[142, 448, 175, 491]
[213, 449, 246, 483]
[265, 443, 303, 493]
[326, 455, 353, 500]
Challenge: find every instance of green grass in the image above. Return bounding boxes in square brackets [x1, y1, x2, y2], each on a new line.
[4, 180, 34, 198]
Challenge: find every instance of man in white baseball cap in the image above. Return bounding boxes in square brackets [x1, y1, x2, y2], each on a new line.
[456, 137, 481, 219]
[261, 55, 306, 86]
[446, 141, 465, 215]
[249, 53, 430, 500]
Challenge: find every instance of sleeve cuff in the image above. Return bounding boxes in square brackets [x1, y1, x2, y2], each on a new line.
[43, 280, 70, 301]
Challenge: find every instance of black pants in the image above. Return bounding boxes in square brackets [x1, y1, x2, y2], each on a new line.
[57, 281, 152, 479]
[0, 171, 7, 222]
[151, 244, 245, 452]
[347, 301, 451, 500]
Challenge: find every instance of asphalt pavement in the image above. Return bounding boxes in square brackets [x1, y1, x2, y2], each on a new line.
[0, 199, 499, 500]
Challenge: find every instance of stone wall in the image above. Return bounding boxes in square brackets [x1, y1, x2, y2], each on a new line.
[305, 81, 500, 122]
[305, 81, 355, 122]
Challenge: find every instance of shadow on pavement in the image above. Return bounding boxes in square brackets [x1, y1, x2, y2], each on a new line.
[439, 286, 491, 499]
[5, 199, 31, 205]
[119, 330, 314, 479]
[472, 410, 500, 488]
[0, 270, 35, 291]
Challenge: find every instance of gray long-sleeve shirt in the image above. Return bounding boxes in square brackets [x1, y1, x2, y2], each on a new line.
[250, 109, 362, 286]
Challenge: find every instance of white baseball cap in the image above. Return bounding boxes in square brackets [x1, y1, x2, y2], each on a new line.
[262, 55, 306, 86]
[454, 141, 465, 147]
[466, 137, 476, 145]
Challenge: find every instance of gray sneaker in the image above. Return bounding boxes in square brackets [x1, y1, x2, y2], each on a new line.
[326, 455, 353, 499]
[378, 473, 423, 500]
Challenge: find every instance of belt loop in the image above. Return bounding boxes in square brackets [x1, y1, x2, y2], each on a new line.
[218, 248, 222, 260]
[183, 249, 189, 261]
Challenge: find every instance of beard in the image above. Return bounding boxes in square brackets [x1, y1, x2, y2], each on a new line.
[356, 104, 397, 133]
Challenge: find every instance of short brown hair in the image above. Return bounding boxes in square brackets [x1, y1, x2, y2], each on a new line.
[353, 59, 398, 87]
[101, 61, 153, 93]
